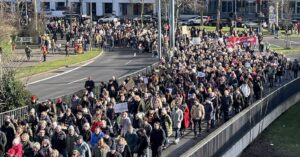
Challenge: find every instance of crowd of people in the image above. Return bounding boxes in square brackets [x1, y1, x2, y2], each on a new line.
[3, 18, 300, 157]
[44, 18, 162, 58]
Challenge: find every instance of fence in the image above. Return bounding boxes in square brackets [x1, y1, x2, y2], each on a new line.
[181, 77, 300, 157]
[0, 61, 160, 126]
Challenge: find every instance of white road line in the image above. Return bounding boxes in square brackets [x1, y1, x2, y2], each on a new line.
[278, 38, 300, 44]
[270, 43, 281, 48]
[125, 60, 132, 65]
[67, 77, 87, 85]
[26, 51, 103, 85]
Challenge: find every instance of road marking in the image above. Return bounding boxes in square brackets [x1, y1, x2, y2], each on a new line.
[269, 43, 281, 48]
[26, 51, 104, 85]
[67, 77, 87, 85]
[277, 38, 300, 44]
[125, 60, 132, 65]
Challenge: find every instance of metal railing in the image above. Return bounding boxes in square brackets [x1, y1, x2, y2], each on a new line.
[181, 77, 300, 157]
[0, 61, 160, 126]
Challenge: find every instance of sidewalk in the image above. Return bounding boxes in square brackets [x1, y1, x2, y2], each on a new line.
[11, 39, 71, 68]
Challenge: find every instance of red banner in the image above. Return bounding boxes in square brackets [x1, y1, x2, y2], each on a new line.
[226, 36, 257, 47]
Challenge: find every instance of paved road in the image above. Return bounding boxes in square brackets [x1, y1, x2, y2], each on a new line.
[26, 48, 158, 100]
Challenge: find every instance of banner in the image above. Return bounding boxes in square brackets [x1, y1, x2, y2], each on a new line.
[114, 102, 128, 113]
[226, 36, 257, 47]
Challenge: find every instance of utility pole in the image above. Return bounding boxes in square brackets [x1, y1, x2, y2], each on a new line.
[281, 0, 283, 20]
[276, 0, 279, 26]
[234, 0, 237, 29]
[169, 0, 175, 48]
[33, 0, 38, 31]
[158, 0, 162, 59]
[216, 0, 221, 31]
[90, 0, 92, 21]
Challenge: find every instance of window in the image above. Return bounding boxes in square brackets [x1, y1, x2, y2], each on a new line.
[297, 2, 300, 14]
[289, 1, 295, 14]
[222, 1, 233, 13]
[104, 3, 112, 14]
[56, 2, 65, 11]
[41, 2, 50, 11]
[120, 3, 127, 16]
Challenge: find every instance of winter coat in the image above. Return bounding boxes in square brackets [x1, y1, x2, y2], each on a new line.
[1, 124, 15, 150]
[39, 146, 51, 157]
[182, 106, 190, 128]
[136, 134, 149, 155]
[92, 144, 110, 157]
[161, 114, 172, 137]
[81, 130, 92, 143]
[125, 132, 139, 153]
[233, 90, 245, 109]
[204, 100, 214, 121]
[190, 103, 205, 120]
[171, 108, 183, 128]
[150, 128, 165, 150]
[51, 131, 66, 153]
[66, 134, 78, 155]
[74, 142, 92, 157]
[90, 132, 105, 147]
[8, 144, 23, 157]
[106, 151, 122, 157]
[0, 131, 7, 153]
[22, 141, 33, 157]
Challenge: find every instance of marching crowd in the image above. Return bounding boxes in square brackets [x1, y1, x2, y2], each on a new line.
[4, 19, 300, 157]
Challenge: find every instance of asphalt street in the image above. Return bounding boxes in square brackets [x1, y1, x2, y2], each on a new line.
[26, 48, 158, 101]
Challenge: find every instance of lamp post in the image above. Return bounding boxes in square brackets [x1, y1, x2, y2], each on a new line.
[158, 0, 162, 59]
[169, 0, 175, 49]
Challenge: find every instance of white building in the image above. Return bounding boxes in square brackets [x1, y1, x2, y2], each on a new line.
[37, 0, 156, 17]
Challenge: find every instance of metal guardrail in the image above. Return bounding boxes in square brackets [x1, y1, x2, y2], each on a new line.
[181, 77, 300, 157]
[0, 61, 160, 126]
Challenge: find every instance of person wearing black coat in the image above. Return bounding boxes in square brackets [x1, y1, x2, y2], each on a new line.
[253, 76, 264, 100]
[150, 122, 165, 157]
[1, 119, 15, 151]
[51, 125, 67, 157]
[76, 112, 88, 134]
[0, 130, 7, 156]
[232, 88, 244, 115]
[84, 77, 95, 93]
[136, 129, 149, 157]
[220, 90, 233, 122]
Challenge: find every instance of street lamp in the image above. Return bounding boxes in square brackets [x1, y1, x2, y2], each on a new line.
[158, 0, 162, 59]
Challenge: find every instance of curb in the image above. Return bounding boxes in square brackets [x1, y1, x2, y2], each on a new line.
[20, 49, 104, 83]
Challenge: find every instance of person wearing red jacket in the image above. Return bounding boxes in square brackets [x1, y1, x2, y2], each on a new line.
[180, 103, 190, 137]
[6, 138, 22, 157]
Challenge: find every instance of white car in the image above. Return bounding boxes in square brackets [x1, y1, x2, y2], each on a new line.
[98, 15, 119, 23]
[188, 16, 210, 25]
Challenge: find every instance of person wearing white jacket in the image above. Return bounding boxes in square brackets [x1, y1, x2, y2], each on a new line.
[171, 106, 183, 144]
[240, 81, 251, 107]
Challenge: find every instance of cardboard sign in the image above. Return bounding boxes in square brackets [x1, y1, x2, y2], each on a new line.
[125, 79, 135, 91]
[192, 37, 201, 45]
[114, 102, 128, 113]
[143, 77, 149, 84]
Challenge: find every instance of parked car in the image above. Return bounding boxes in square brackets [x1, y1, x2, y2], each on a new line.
[208, 18, 231, 27]
[98, 15, 119, 23]
[133, 15, 157, 23]
[187, 16, 211, 25]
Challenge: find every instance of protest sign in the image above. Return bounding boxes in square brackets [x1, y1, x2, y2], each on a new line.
[114, 102, 128, 113]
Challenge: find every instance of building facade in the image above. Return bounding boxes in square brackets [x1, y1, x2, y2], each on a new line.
[37, 0, 156, 17]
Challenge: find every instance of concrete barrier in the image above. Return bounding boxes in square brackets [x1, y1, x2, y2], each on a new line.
[181, 78, 300, 157]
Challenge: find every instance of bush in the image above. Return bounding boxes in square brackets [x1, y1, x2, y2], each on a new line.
[0, 70, 32, 112]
